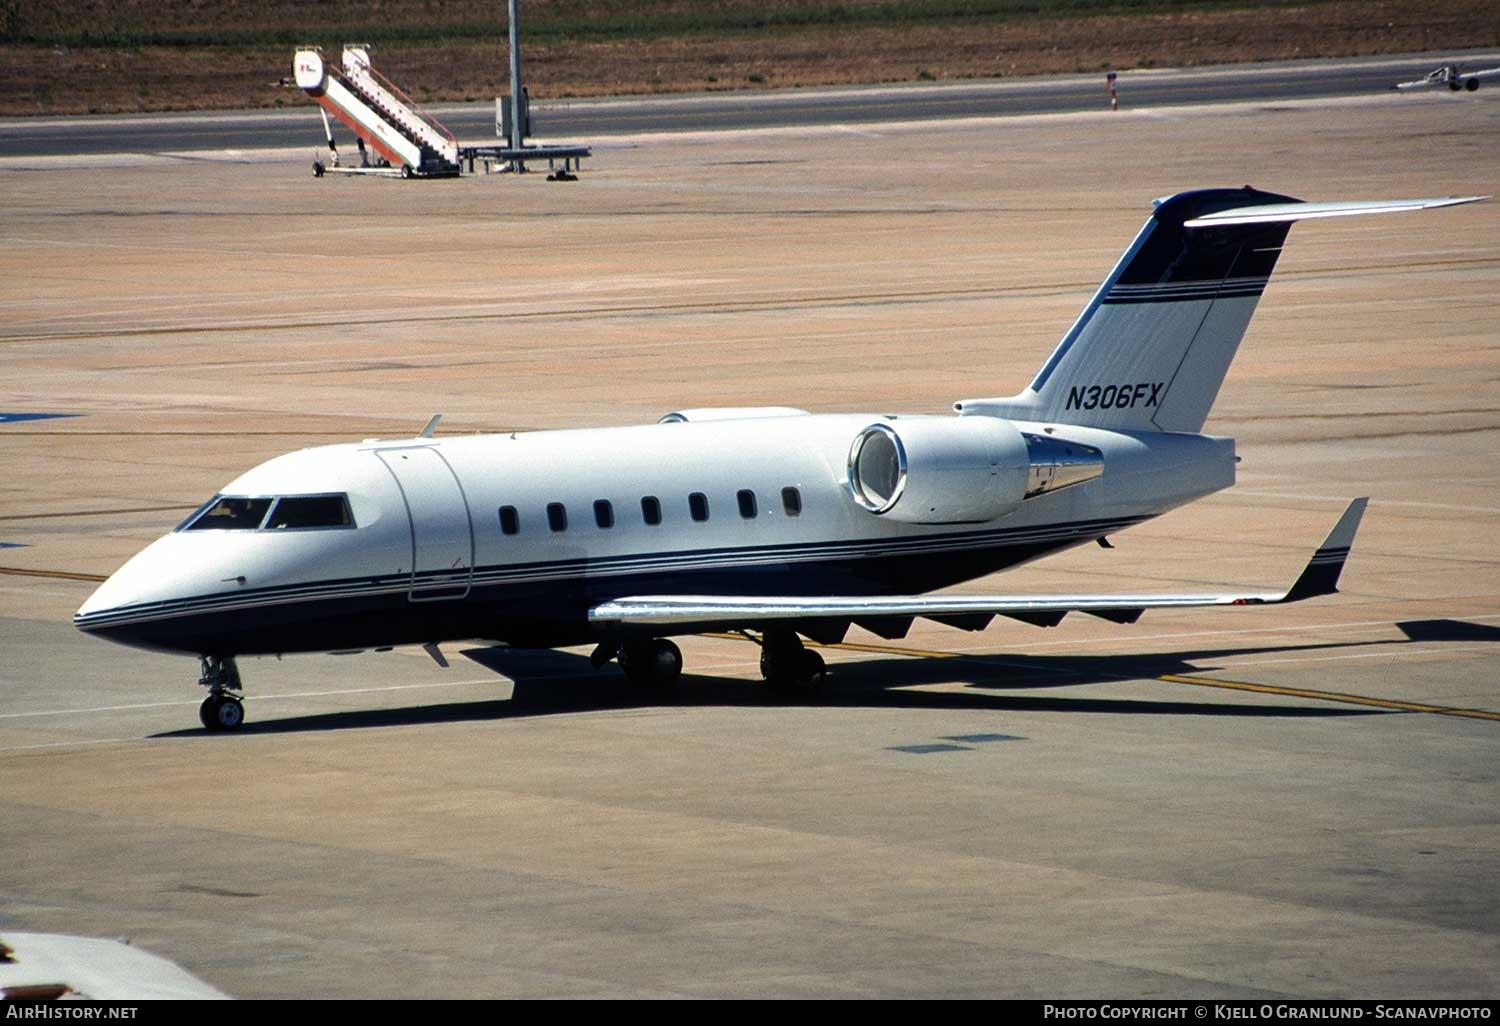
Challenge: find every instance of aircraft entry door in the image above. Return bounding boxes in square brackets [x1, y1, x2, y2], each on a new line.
[376, 447, 475, 601]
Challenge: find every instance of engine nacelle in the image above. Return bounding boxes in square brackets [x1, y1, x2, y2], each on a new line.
[846, 417, 1103, 523]
[847, 417, 1028, 523]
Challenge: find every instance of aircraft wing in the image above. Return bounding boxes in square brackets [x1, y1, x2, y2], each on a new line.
[590, 499, 1368, 631]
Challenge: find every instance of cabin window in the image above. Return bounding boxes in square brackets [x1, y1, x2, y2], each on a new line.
[641, 496, 662, 526]
[546, 502, 568, 532]
[265, 494, 355, 530]
[737, 489, 758, 519]
[689, 492, 710, 522]
[594, 499, 614, 529]
[498, 505, 520, 535]
[181, 496, 273, 531]
[782, 487, 802, 517]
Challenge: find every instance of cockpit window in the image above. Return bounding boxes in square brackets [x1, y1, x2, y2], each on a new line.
[266, 494, 354, 530]
[182, 496, 273, 531]
[178, 494, 354, 531]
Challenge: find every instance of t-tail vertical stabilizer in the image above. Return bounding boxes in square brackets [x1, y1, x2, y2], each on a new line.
[955, 189, 1484, 433]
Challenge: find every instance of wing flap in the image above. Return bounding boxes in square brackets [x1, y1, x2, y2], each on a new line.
[589, 500, 1369, 630]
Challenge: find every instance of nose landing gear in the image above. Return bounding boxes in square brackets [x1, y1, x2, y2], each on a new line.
[197, 655, 245, 731]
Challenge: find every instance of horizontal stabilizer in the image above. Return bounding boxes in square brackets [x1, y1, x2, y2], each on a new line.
[589, 499, 1369, 631]
[1183, 196, 1485, 228]
[957, 189, 1485, 434]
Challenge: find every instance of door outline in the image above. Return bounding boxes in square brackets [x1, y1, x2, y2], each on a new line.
[375, 446, 475, 602]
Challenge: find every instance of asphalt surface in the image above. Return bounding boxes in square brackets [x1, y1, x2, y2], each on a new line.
[2, 66, 1497, 999]
[3, 49, 1499, 157]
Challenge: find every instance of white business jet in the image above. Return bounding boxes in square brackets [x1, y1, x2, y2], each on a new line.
[74, 187, 1483, 730]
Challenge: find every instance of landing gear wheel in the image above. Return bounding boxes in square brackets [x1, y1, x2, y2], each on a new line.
[760, 631, 828, 696]
[620, 638, 683, 689]
[199, 694, 244, 732]
[197, 655, 246, 731]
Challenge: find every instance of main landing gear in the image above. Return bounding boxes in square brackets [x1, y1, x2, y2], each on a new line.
[617, 638, 684, 688]
[596, 630, 828, 695]
[757, 629, 828, 696]
[198, 655, 245, 731]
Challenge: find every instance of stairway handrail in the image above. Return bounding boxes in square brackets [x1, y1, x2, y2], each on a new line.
[350, 60, 458, 152]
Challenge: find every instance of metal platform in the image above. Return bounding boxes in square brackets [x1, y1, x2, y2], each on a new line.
[459, 144, 592, 177]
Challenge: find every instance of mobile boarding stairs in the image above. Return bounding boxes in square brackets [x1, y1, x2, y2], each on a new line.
[293, 45, 590, 179]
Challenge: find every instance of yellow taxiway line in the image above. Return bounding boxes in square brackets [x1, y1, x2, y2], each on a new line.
[1155, 673, 1500, 722]
[0, 566, 107, 582]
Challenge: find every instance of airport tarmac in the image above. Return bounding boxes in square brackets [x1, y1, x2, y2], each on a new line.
[2, 90, 1498, 998]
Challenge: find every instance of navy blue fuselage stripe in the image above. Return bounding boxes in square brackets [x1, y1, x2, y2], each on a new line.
[74, 515, 1149, 633]
[76, 527, 1124, 656]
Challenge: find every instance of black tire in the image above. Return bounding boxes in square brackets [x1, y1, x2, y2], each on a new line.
[200, 694, 244, 731]
[800, 649, 827, 684]
[621, 640, 653, 686]
[762, 645, 827, 696]
[651, 639, 683, 687]
[621, 638, 682, 688]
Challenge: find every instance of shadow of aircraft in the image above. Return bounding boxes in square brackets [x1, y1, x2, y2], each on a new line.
[1396, 619, 1500, 644]
[150, 615, 1500, 737]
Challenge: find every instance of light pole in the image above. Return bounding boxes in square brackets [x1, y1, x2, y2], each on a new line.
[507, 0, 525, 153]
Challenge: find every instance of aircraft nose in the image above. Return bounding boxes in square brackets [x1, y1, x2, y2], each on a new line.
[72, 535, 204, 653]
[74, 573, 128, 626]
[75, 544, 162, 625]
[74, 560, 159, 641]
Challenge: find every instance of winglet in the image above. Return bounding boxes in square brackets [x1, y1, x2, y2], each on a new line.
[1279, 498, 1369, 603]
